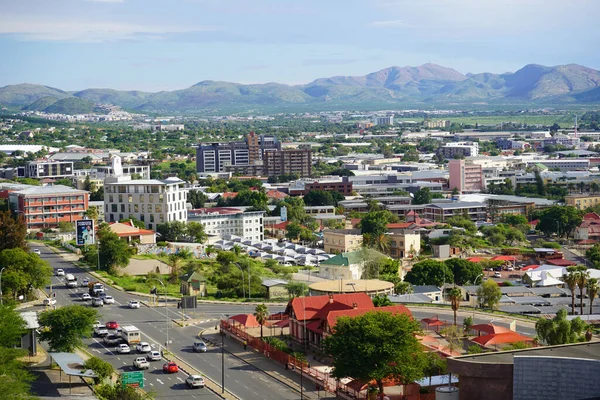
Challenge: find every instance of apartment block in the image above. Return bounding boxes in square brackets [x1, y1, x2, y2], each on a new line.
[423, 201, 487, 223]
[438, 142, 479, 158]
[188, 207, 264, 242]
[9, 185, 89, 230]
[448, 159, 484, 193]
[565, 194, 600, 210]
[26, 161, 74, 179]
[373, 115, 394, 126]
[263, 149, 312, 178]
[388, 232, 421, 259]
[103, 176, 187, 231]
[305, 180, 352, 195]
[323, 229, 363, 254]
[424, 120, 451, 129]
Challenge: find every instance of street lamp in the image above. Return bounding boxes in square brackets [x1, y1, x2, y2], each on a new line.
[0, 267, 5, 306]
[156, 278, 169, 350]
[234, 263, 246, 313]
[220, 313, 229, 394]
[473, 274, 484, 320]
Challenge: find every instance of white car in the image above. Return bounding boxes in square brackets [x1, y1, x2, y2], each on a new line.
[116, 344, 131, 354]
[81, 293, 92, 301]
[146, 350, 161, 361]
[81, 278, 89, 287]
[128, 300, 140, 309]
[136, 342, 151, 353]
[93, 320, 102, 329]
[56, 269, 65, 276]
[43, 298, 57, 306]
[33, 249, 41, 255]
[103, 295, 115, 304]
[186, 375, 205, 388]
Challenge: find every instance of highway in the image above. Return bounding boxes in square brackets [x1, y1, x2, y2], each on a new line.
[36, 245, 301, 400]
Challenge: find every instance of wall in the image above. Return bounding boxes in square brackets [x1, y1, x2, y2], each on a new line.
[446, 358, 513, 400]
[513, 356, 600, 400]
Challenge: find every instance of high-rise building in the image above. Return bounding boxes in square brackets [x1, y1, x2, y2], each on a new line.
[438, 142, 479, 158]
[263, 148, 312, 178]
[448, 159, 484, 193]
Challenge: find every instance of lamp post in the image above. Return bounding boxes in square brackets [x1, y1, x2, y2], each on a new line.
[234, 263, 246, 313]
[0, 267, 5, 306]
[556, 220, 561, 238]
[301, 296, 306, 400]
[473, 274, 484, 320]
[157, 278, 169, 350]
[220, 313, 229, 394]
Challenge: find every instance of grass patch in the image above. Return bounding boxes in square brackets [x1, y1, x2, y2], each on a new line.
[95, 271, 180, 297]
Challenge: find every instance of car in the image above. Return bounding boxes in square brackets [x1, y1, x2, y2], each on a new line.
[494, 272, 502, 278]
[93, 320, 102, 329]
[146, 350, 161, 361]
[136, 342, 151, 353]
[186, 375, 205, 388]
[81, 278, 89, 287]
[43, 297, 56, 306]
[103, 334, 122, 345]
[98, 292, 108, 299]
[103, 295, 115, 304]
[162, 361, 178, 373]
[105, 321, 119, 330]
[56, 269, 65, 276]
[128, 300, 140, 309]
[91, 298, 104, 307]
[33, 248, 41, 255]
[116, 344, 131, 354]
[94, 326, 109, 337]
[133, 357, 150, 369]
[507, 266, 514, 271]
[193, 341, 207, 353]
[81, 293, 92, 301]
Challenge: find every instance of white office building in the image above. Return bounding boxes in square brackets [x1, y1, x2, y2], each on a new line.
[188, 207, 264, 242]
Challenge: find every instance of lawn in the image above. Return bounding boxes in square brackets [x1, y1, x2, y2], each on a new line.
[95, 271, 181, 297]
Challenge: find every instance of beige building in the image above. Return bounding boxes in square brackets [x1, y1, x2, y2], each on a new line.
[108, 221, 156, 244]
[388, 232, 421, 259]
[323, 229, 363, 254]
[565, 194, 600, 210]
[262, 279, 289, 299]
[308, 279, 394, 296]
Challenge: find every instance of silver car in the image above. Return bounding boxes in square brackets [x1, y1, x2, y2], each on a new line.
[186, 375, 205, 388]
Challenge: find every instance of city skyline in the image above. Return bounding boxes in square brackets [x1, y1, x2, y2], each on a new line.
[0, 0, 598, 91]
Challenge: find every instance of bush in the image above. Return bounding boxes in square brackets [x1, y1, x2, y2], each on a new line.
[83, 356, 114, 384]
[157, 241, 168, 247]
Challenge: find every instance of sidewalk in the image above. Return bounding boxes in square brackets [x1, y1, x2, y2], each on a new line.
[201, 328, 337, 400]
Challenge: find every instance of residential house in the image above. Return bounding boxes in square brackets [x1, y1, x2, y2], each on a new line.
[323, 229, 363, 254]
[179, 271, 207, 297]
[575, 212, 600, 242]
[388, 232, 421, 259]
[412, 285, 443, 302]
[285, 293, 412, 349]
[318, 248, 389, 280]
[262, 278, 289, 299]
[108, 221, 156, 244]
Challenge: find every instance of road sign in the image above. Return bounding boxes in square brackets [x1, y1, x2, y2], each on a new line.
[121, 371, 144, 388]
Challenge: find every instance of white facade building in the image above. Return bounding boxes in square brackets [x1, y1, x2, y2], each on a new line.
[103, 176, 187, 231]
[188, 208, 264, 242]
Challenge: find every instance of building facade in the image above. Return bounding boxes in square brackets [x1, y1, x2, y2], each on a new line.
[448, 159, 484, 193]
[103, 177, 187, 231]
[26, 161, 74, 179]
[388, 232, 421, 259]
[438, 142, 479, 158]
[188, 207, 264, 242]
[323, 229, 363, 254]
[565, 194, 600, 210]
[304, 180, 353, 195]
[263, 149, 312, 178]
[423, 202, 488, 223]
[9, 185, 89, 230]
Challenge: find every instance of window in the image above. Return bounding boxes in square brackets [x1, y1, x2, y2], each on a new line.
[156, 204, 162, 213]
[128, 195, 133, 203]
[141, 204, 145, 213]
[109, 195, 114, 203]
[111, 204, 117, 212]
[150, 215, 154, 222]
[120, 204, 125, 212]
[118, 194, 123, 202]
[149, 194, 154, 203]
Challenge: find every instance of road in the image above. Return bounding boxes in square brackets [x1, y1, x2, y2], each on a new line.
[36, 246, 302, 400]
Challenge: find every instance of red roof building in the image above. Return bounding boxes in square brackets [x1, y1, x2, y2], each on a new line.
[284, 293, 412, 349]
[108, 221, 156, 244]
[575, 212, 600, 242]
[266, 190, 288, 200]
[222, 192, 238, 200]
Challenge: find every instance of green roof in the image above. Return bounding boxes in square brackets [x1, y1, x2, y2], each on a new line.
[320, 248, 389, 266]
[179, 271, 205, 283]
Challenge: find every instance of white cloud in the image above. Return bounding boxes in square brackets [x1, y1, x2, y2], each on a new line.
[0, 14, 219, 42]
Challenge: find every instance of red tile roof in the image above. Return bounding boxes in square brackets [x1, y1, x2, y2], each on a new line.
[584, 212, 600, 221]
[266, 190, 288, 199]
[222, 192, 238, 199]
[273, 221, 291, 230]
[547, 259, 577, 266]
[290, 293, 373, 321]
[326, 305, 412, 330]
[229, 314, 260, 328]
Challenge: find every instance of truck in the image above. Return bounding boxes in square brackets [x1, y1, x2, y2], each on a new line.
[88, 282, 105, 296]
[66, 274, 78, 288]
[120, 325, 141, 345]
[133, 357, 150, 370]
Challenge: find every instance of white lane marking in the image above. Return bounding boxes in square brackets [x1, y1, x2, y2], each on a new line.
[176, 377, 184, 383]
[156, 379, 164, 385]
[149, 383, 154, 387]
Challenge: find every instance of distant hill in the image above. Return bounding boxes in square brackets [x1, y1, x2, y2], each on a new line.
[21, 96, 59, 111]
[2, 63, 600, 113]
[43, 97, 100, 114]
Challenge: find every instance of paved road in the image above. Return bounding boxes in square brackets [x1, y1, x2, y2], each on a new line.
[37, 246, 302, 400]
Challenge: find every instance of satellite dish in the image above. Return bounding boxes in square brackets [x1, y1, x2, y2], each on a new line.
[111, 156, 123, 177]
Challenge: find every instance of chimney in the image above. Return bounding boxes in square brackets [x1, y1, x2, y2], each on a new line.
[352, 302, 358, 309]
[329, 294, 334, 304]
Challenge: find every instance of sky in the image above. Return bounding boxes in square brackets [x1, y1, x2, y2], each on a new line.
[0, 0, 599, 92]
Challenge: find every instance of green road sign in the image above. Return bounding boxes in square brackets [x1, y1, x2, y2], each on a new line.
[121, 371, 144, 388]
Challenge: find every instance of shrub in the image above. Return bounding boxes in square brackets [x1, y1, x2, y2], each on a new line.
[157, 241, 168, 247]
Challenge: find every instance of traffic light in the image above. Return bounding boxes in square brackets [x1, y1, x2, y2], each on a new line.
[52, 292, 56, 298]
[150, 287, 157, 295]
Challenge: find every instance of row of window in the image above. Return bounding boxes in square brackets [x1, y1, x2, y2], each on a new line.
[106, 185, 184, 195]
[26, 195, 85, 203]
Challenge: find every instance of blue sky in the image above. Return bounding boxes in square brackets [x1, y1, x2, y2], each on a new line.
[1, 0, 598, 91]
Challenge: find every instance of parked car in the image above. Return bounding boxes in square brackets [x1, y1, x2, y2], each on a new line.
[146, 350, 161, 361]
[43, 298, 56, 306]
[56, 269, 65, 276]
[128, 300, 140, 309]
[105, 321, 119, 330]
[186, 375, 205, 388]
[116, 344, 131, 354]
[103, 296, 115, 304]
[81, 278, 89, 287]
[494, 272, 502, 278]
[81, 293, 92, 301]
[136, 342, 151, 353]
[133, 357, 150, 369]
[33, 249, 41, 255]
[93, 320, 102, 329]
[193, 341, 207, 353]
[103, 334, 122, 345]
[94, 326, 109, 337]
[91, 298, 104, 307]
[162, 361, 178, 373]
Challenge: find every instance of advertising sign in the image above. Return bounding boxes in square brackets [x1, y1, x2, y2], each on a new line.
[76, 219, 94, 246]
[281, 206, 288, 222]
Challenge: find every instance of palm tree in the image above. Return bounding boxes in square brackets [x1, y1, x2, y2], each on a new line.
[567, 183, 576, 193]
[449, 287, 462, 326]
[374, 233, 390, 254]
[587, 278, 600, 315]
[362, 233, 373, 248]
[232, 244, 242, 257]
[576, 266, 589, 316]
[563, 267, 579, 315]
[592, 182, 600, 194]
[204, 244, 215, 257]
[167, 253, 183, 283]
[254, 303, 270, 339]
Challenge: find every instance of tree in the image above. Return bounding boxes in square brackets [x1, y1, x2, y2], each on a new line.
[99, 230, 132, 274]
[462, 316, 474, 336]
[83, 356, 114, 384]
[90, 186, 104, 201]
[166, 254, 183, 282]
[0, 347, 36, 399]
[0, 248, 53, 300]
[575, 266, 589, 316]
[58, 221, 75, 233]
[324, 311, 427, 396]
[444, 258, 483, 286]
[534, 169, 546, 196]
[587, 278, 599, 315]
[448, 287, 462, 326]
[285, 222, 302, 241]
[563, 267, 579, 315]
[395, 281, 413, 295]
[285, 281, 308, 298]
[535, 309, 588, 345]
[445, 216, 477, 234]
[413, 187, 433, 205]
[536, 206, 582, 238]
[423, 352, 447, 387]
[0, 211, 27, 252]
[500, 214, 528, 226]
[372, 294, 393, 307]
[83, 206, 99, 224]
[360, 210, 398, 236]
[404, 260, 453, 287]
[0, 305, 27, 347]
[186, 222, 207, 243]
[303, 190, 336, 207]
[254, 303, 269, 339]
[38, 305, 98, 352]
[156, 221, 187, 242]
[476, 280, 502, 309]
[188, 190, 208, 209]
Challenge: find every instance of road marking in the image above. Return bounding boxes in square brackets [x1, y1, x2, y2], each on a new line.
[176, 377, 184, 382]
[149, 383, 154, 387]
[156, 379, 164, 385]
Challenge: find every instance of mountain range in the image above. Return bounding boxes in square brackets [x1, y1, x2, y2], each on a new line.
[1, 63, 600, 114]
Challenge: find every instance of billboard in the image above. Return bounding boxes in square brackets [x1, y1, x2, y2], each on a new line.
[76, 219, 95, 246]
[281, 206, 287, 222]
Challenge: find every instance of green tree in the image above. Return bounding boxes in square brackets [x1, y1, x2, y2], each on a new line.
[324, 311, 427, 395]
[186, 222, 207, 243]
[360, 210, 398, 236]
[0, 211, 27, 252]
[444, 258, 483, 286]
[587, 278, 600, 315]
[536, 206, 582, 238]
[0, 248, 53, 300]
[38, 305, 98, 351]
[0, 347, 36, 399]
[500, 214, 528, 226]
[462, 316, 474, 336]
[285, 281, 308, 298]
[445, 216, 477, 234]
[254, 303, 269, 339]
[156, 221, 187, 242]
[534, 169, 546, 196]
[575, 266, 589, 316]
[448, 287, 462, 326]
[188, 190, 208, 209]
[0, 305, 27, 347]
[586, 244, 600, 268]
[404, 260, 453, 287]
[83, 206, 99, 224]
[562, 266, 579, 315]
[395, 281, 413, 295]
[98, 230, 132, 274]
[58, 221, 75, 232]
[83, 356, 114, 384]
[476, 279, 502, 309]
[412, 187, 433, 205]
[423, 352, 447, 387]
[372, 294, 393, 307]
[303, 190, 336, 206]
[535, 309, 588, 345]
[285, 222, 303, 241]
